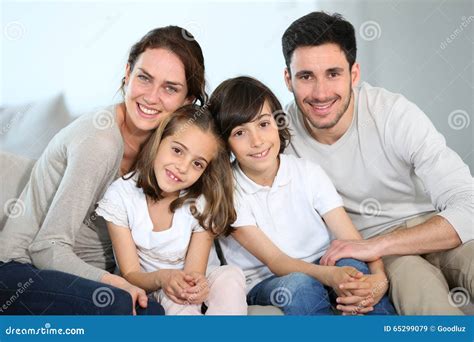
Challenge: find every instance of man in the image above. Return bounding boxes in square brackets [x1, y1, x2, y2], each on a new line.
[282, 11, 473, 315]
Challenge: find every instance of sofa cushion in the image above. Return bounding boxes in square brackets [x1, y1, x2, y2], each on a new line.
[0, 94, 72, 159]
[0, 151, 35, 230]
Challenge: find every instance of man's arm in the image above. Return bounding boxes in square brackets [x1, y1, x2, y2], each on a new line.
[321, 215, 461, 265]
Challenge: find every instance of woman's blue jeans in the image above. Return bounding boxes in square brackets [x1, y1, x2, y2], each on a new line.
[0, 261, 164, 315]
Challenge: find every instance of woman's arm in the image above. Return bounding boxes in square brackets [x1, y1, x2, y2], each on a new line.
[28, 134, 121, 282]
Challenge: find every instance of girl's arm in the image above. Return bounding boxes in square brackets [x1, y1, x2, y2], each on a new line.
[181, 231, 214, 303]
[232, 225, 363, 291]
[183, 231, 213, 275]
[107, 221, 189, 298]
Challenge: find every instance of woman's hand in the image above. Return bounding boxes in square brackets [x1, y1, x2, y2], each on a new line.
[182, 272, 209, 305]
[101, 273, 148, 315]
[157, 269, 192, 304]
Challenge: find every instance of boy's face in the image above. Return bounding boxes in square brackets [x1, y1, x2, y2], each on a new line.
[284, 43, 360, 131]
[154, 125, 217, 196]
[228, 101, 281, 183]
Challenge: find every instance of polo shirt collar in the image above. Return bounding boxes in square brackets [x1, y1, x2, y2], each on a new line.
[233, 154, 292, 194]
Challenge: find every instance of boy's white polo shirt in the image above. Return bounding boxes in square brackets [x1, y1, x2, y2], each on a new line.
[218, 154, 344, 292]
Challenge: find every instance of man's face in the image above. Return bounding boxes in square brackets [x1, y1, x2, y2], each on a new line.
[284, 43, 360, 130]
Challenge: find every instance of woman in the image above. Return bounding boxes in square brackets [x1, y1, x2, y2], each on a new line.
[0, 26, 206, 315]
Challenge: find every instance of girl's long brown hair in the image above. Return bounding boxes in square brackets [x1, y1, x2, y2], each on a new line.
[128, 104, 236, 236]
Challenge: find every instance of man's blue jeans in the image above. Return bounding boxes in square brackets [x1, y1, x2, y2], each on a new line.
[0, 261, 164, 315]
[247, 258, 396, 315]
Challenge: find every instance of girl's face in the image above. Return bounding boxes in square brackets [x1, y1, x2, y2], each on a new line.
[154, 125, 218, 196]
[228, 101, 280, 182]
[123, 48, 191, 133]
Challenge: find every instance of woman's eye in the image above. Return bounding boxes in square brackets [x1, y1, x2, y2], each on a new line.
[165, 86, 178, 94]
[260, 121, 270, 128]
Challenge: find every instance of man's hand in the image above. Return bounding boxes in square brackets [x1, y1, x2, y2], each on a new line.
[320, 239, 383, 266]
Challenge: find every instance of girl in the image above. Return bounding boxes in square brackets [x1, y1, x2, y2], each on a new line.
[209, 76, 396, 315]
[0, 26, 206, 315]
[96, 105, 247, 315]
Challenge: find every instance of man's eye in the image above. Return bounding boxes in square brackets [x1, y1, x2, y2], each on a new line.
[138, 74, 149, 82]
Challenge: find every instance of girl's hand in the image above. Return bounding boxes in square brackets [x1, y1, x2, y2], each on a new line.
[101, 273, 148, 315]
[336, 273, 389, 314]
[157, 269, 191, 304]
[182, 272, 209, 304]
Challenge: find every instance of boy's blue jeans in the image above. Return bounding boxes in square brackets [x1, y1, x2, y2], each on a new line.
[247, 258, 396, 315]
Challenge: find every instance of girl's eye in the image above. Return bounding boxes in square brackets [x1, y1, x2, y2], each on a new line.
[172, 147, 182, 155]
[193, 161, 204, 169]
[233, 130, 244, 137]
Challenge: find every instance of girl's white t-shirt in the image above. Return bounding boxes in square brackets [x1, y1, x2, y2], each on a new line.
[96, 173, 206, 273]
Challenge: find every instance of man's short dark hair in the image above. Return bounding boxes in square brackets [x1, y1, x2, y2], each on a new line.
[282, 11, 357, 71]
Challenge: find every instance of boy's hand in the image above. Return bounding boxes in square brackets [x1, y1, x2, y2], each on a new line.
[336, 273, 389, 314]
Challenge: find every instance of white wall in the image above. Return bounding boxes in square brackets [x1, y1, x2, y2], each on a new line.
[2, 0, 472, 170]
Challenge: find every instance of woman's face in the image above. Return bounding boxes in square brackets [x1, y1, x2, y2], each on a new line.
[153, 125, 217, 197]
[123, 48, 191, 133]
[228, 101, 281, 182]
